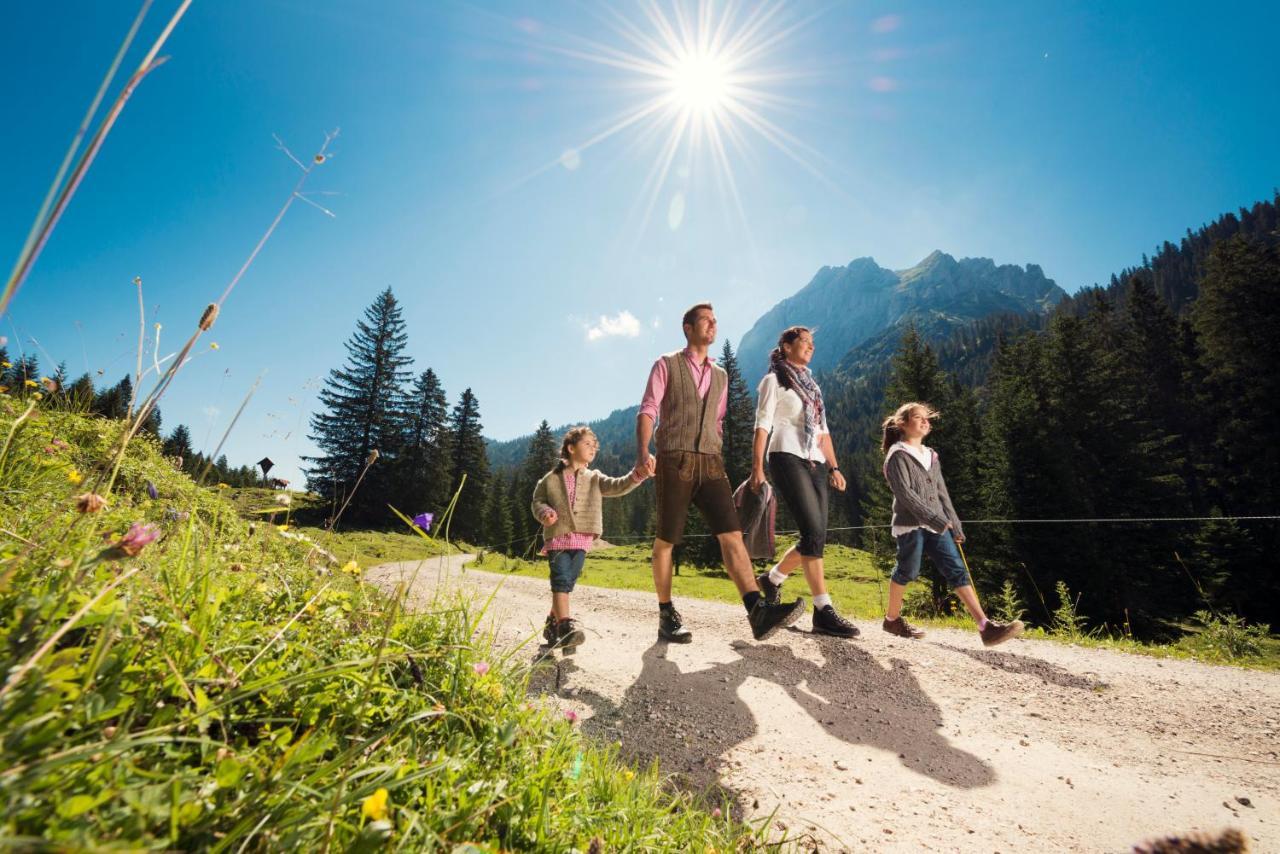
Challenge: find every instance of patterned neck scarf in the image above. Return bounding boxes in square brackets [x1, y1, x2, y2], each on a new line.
[779, 361, 825, 452]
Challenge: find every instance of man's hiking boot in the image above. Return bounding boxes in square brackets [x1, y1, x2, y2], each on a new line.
[756, 571, 782, 605]
[813, 604, 860, 638]
[748, 598, 806, 641]
[556, 618, 586, 650]
[658, 607, 693, 643]
[542, 614, 558, 646]
[980, 619, 1024, 647]
[882, 616, 925, 639]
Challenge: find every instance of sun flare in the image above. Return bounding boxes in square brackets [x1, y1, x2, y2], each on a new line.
[516, 1, 827, 242]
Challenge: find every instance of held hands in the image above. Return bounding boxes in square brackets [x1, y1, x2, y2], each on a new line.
[636, 451, 656, 479]
[828, 468, 847, 492]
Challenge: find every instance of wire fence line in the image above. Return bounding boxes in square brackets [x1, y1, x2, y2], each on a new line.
[475, 514, 1280, 554]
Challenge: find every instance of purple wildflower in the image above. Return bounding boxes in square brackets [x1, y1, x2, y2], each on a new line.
[412, 512, 434, 532]
[146, 481, 159, 500]
[117, 522, 160, 557]
[473, 661, 490, 676]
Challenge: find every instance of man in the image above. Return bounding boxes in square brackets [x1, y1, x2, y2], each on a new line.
[636, 303, 805, 643]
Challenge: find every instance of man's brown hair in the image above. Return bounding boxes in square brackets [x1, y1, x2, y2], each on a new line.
[682, 302, 714, 331]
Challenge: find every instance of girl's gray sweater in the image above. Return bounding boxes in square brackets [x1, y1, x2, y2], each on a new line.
[883, 447, 964, 538]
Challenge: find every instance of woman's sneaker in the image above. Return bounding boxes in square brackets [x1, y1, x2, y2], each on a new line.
[979, 619, 1024, 647]
[556, 618, 586, 650]
[882, 616, 925, 639]
[813, 604, 860, 638]
[542, 614, 558, 646]
[756, 571, 782, 605]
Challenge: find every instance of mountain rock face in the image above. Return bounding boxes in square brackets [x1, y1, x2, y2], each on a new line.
[736, 251, 1066, 377]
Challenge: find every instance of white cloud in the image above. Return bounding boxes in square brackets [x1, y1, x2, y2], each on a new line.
[585, 310, 641, 342]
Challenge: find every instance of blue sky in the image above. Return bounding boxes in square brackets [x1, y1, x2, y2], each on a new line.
[3, 1, 1277, 484]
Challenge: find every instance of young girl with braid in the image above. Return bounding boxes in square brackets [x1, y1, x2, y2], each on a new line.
[530, 426, 648, 649]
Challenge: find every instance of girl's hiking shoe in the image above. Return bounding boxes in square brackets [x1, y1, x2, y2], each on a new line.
[748, 598, 806, 641]
[658, 607, 693, 643]
[882, 616, 925, 639]
[979, 619, 1024, 647]
[542, 614, 558, 646]
[756, 571, 782, 605]
[556, 618, 586, 650]
[813, 604, 860, 638]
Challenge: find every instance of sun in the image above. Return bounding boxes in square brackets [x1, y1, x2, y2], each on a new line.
[667, 51, 732, 114]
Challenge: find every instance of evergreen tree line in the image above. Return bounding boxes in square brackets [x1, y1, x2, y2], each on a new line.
[0, 350, 268, 486]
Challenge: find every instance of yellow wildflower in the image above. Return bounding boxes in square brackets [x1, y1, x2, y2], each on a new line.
[0, 361, 10, 368]
[622, 769, 635, 782]
[276, 524, 289, 533]
[216, 483, 230, 490]
[361, 787, 389, 821]
[24, 379, 38, 388]
[341, 560, 361, 576]
[67, 468, 82, 485]
[32, 392, 43, 401]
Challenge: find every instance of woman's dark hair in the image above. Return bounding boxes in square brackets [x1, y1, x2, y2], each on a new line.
[555, 425, 596, 472]
[768, 326, 811, 391]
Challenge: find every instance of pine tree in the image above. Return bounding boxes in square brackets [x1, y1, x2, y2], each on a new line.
[163, 424, 194, 462]
[484, 471, 515, 554]
[304, 288, 413, 522]
[720, 339, 755, 488]
[396, 368, 453, 516]
[513, 421, 559, 548]
[93, 375, 132, 419]
[447, 388, 490, 544]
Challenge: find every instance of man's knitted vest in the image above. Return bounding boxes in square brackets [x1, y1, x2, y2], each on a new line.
[655, 351, 726, 455]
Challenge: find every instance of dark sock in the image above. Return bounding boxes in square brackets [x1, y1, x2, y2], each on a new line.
[659, 601, 674, 613]
[743, 591, 762, 612]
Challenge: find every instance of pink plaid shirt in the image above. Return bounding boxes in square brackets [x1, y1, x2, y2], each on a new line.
[540, 469, 598, 554]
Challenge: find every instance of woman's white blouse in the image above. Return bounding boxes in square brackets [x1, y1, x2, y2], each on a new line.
[754, 372, 829, 463]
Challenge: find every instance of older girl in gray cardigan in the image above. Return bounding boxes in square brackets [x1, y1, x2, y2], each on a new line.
[531, 426, 647, 649]
[880, 402, 1023, 647]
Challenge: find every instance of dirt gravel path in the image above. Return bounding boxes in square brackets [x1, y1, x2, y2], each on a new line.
[369, 555, 1279, 852]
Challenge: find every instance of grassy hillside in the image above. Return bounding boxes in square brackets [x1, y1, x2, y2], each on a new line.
[0, 397, 763, 850]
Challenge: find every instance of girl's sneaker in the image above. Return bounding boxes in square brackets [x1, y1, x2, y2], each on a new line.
[882, 616, 925, 639]
[556, 618, 586, 650]
[979, 619, 1024, 647]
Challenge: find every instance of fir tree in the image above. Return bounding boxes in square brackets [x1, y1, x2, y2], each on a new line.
[484, 471, 515, 554]
[447, 388, 490, 544]
[720, 339, 755, 488]
[514, 421, 559, 548]
[396, 368, 453, 516]
[163, 424, 194, 462]
[304, 288, 413, 521]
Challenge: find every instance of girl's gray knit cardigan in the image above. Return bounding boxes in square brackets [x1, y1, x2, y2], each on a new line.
[883, 447, 964, 538]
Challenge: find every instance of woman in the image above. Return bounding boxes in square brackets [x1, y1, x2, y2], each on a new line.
[750, 326, 859, 638]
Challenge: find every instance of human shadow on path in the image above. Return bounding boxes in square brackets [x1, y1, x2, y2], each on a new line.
[562, 638, 995, 797]
[931, 642, 1109, 691]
